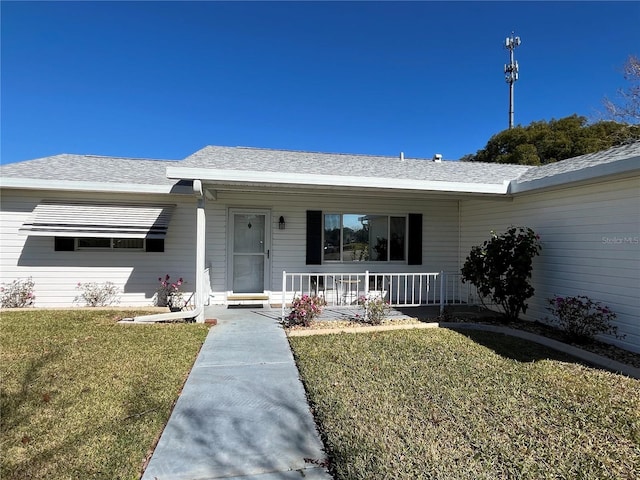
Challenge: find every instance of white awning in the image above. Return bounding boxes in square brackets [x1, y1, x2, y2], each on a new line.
[19, 201, 176, 239]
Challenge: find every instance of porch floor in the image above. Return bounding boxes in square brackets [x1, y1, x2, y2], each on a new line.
[232, 304, 485, 322]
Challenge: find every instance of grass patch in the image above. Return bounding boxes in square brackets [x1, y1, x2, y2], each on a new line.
[290, 329, 640, 480]
[1, 310, 209, 480]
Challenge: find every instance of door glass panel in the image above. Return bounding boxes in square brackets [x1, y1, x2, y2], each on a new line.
[233, 255, 264, 293]
[234, 214, 265, 253]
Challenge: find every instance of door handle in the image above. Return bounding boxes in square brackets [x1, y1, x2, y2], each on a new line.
[267, 249, 270, 259]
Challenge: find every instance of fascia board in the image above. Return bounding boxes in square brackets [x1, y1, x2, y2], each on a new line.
[0, 177, 193, 195]
[166, 167, 511, 195]
[510, 156, 640, 194]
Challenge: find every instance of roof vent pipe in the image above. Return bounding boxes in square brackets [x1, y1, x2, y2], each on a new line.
[400, 152, 405, 161]
[433, 154, 443, 162]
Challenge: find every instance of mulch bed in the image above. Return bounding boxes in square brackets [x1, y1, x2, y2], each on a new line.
[445, 314, 640, 368]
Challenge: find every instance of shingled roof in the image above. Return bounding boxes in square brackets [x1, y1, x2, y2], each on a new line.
[0, 154, 179, 186]
[182, 146, 532, 186]
[2, 141, 638, 194]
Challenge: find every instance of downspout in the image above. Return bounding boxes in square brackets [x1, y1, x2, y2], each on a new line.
[193, 179, 206, 323]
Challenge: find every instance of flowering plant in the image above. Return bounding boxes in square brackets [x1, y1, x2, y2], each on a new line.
[0, 277, 36, 308]
[547, 295, 621, 341]
[287, 294, 326, 327]
[155, 274, 185, 309]
[74, 281, 120, 307]
[356, 295, 390, 325]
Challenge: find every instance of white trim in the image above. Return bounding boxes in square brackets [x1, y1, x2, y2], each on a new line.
[166, 167, 512, 195]
[0, 177, 193, 195]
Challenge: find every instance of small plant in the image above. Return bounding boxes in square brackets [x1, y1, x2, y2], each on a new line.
[356, 295, 390, 325]
[74, 281, 120, 307]
[0, 277, 35, 307]
[155, 274, 185, 309]
[461, 226, 542, 322]
[287, 295, 326, 327]
[547, 295, 621, 342]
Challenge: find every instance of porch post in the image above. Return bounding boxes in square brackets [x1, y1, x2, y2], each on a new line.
[439, 271, 445, 315]
[194, 180, 206, 323]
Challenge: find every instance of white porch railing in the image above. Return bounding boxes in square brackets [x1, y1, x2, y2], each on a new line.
[281, 270, 480, 320]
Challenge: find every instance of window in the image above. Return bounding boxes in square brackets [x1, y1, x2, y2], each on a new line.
[55, 237, 162, 252]
[323, 214, 406, 262]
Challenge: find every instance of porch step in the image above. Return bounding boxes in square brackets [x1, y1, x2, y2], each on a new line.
[227, 294, 270, 301]
[227, 293, 270, 308]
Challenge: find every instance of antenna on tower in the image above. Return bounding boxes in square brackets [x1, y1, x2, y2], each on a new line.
[504, 32, 521, 129]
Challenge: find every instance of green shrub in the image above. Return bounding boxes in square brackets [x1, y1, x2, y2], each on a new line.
[461, 226, 542, 321]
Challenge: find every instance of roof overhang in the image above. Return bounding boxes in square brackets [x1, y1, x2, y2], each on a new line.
[0, 177, 194, 195]
[509, 156, 640, 194]
[166, 167, 512, 195]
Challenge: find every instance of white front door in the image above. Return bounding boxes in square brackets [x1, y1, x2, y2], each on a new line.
[229, 209, 270, 293]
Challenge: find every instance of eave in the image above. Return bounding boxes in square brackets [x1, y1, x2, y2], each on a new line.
[0, 177, 194, 195]
[166, 167, 513, 196]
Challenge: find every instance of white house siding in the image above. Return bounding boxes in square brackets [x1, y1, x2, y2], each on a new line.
[459, 176, 640, 352]
[0, 189, 197, 307]
[203, 190, 462, 303]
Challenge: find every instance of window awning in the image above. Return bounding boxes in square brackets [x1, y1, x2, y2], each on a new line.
[19, 201, 176, 239]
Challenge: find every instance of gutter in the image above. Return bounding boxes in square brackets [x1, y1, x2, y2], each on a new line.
[0, 177, 194, 195]
[509, 156, 640, 194]
[166, 167, 513, 195]
[121, 306, 204, 323]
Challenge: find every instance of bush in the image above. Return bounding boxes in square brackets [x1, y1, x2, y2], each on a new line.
[356, 295, 390, 325]
[547, 295, 621, 341]
[461, 226, 542, 322]
[287, 295, 326, 327]
[74, 281, 120, 307]
[0, 277, 35, 307]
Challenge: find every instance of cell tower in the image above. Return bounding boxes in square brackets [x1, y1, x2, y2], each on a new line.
[504, 32, 521, 129]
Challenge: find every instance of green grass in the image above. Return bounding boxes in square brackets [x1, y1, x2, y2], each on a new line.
[1, 310, 210, 480]
[290, 329, 640, 480]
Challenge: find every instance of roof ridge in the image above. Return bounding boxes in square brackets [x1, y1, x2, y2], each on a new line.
[63, 153, 178, 162]
[228, 145, 424, 161]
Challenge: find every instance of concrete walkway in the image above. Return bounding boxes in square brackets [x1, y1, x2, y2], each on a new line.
[141, 307, 331, 480]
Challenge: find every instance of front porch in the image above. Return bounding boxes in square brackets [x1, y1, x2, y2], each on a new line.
[281, 270, 483, 320]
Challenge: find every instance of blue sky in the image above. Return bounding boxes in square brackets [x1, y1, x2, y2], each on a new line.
[1, 1, 638, 164]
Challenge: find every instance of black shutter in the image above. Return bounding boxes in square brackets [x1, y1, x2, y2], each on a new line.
[306, 210, 322, 265]
[145, 238, 165, 252]
[54, 237, 75, 251]
[407, 213, 422, 265]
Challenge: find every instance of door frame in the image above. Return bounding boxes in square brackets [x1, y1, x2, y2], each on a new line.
[227, 208, 272, 294]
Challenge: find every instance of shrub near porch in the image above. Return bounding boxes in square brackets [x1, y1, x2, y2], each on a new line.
[289, 328, 640, 480]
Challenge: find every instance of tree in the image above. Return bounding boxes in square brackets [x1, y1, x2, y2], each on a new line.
[461, 227, 542, 322]
[602, 55, 640, 124]
[462, 115, 640, 164]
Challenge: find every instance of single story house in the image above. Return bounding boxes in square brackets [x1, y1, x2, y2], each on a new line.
[1, 142, 639, 351]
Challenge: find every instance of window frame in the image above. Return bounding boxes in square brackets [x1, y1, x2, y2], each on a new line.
[322, 213, 408, 264]
[55, 237, 162, 252]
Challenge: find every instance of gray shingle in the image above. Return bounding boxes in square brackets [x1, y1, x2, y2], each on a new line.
[515, 141, 640, 183]
[182, 146, 533, 185]
[0, 154, 180, 186]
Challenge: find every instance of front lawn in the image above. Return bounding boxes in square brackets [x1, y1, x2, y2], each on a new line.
[0, 310, 210, 480]
[290, 329, 640, 479]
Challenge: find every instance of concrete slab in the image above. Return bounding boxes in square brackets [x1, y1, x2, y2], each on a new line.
[141, 308, 330, 480]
